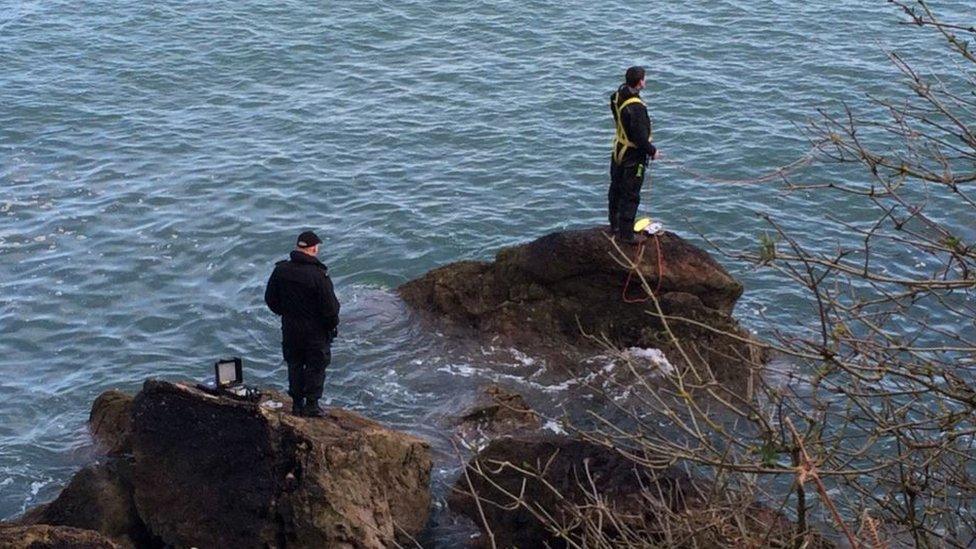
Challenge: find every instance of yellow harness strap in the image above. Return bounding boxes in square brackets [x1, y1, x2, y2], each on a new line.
[611, 95, 648, 164]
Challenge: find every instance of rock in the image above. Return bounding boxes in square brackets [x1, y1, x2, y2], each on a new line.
[448, 435, 699, 548]
[457, 384, 541, 440]
[0, 524, 120, 548]
[399, 227, 762, 378]
[129, 379, 432, 549]
[449, 435, 819, 548]
[89, 390, 134, 455]
[17, 459, 149, 549]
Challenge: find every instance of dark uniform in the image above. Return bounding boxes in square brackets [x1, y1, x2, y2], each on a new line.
[264, 249, 340, 413]
[609, 83, 656, 241]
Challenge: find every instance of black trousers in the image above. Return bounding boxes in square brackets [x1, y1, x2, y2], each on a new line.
[608, 159, 646, 236]
[282, 344, 331, 403]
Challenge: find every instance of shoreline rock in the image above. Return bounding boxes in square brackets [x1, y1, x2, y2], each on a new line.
[131, 380, 432, 548]
[399, 226, 763, 379]
[450, 434, 823, 548]
[17, 459, 150, 549]
[449, 434, 700, 548]
[0, 524, 120, 548]
[11, 381, 433, 549]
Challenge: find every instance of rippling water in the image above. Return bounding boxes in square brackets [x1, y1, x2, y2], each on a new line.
[1, 0, 972, 543]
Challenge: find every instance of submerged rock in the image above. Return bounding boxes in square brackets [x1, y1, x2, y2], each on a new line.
[0, 524, 120, 548]
[399, 227, 761, 378]
[456, 384, 541, 440]
[130, 380, 432, 549]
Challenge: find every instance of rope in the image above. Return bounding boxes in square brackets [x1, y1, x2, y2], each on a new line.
[657, 149, 817, 185]
[615, 146, 820, 303]
[622, 233, 665, 303]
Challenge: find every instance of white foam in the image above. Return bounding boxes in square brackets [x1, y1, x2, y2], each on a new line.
[543, 420, 567, 434]
[29, 480, 46, 496]
[509, 348, 536, 367]
[625, 347, 674, 374]
[436, 363, 478, 377]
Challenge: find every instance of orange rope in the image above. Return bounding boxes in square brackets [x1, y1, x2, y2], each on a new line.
[622, 233, 664, 303]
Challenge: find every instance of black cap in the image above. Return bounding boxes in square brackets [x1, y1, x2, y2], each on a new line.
[296, 230, 322, 248]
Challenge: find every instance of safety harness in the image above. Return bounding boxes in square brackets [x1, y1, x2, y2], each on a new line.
[611, 93, 649, 164]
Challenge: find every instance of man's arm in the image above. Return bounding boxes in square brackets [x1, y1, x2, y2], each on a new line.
[264, 268, 283, 316]
[319, 276, 340, 334]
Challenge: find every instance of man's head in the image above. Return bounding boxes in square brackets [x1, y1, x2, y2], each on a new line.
[625, 66, 646, 89]
[295, 230, 322, 256]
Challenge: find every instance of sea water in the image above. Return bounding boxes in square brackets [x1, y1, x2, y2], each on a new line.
[1, 0, 973, 544]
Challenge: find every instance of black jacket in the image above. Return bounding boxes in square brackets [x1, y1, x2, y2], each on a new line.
[265, 250, 340, 346]
[610, 84, 656, 164]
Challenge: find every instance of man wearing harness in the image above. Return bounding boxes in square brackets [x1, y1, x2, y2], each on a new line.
[264, 230, 340, 417]
[609, 66, 658, 244]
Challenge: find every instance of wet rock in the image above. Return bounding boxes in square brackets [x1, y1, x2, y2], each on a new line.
[17, 459, 150, 549]
[399, 227, 762, 378]
[456, 384, 541, 440]
[448, 434, 699, 548]
[450, 435, 827, 548]
[130, 379, 432, 549]
[89, 389, 134, 456]
[0, 524, 119, 548]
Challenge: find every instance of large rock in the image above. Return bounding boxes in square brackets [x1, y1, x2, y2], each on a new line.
[0, 524, 119, 548]
[89, 390, 134, 456]
[448, 435, 699, 548]
[17, 459, 149, 548]
[129, 379, 432, 549]
[399, 227, 761, 377]
[449, 435, 816, 548]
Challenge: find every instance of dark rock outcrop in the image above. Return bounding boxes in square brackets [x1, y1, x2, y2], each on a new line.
[449, 435, 699, 548]
[13, 381, 433, 549]
[450, 435, 819, 548]
[129, 380, 432, 549]
[456, 384, 541, 440]
[0, 524, 120, 548]
[17, 459, 149, 549]
[89, 390, 134, 456]
[399, 227, 762, 377]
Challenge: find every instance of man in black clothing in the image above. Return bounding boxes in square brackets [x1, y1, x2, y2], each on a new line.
[609, 65, 658, 244]
[264, 230, 340, 417]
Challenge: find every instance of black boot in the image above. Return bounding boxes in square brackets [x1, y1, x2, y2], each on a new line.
[291, 398, 304, 416]
[616, 232, 638, 245]
[303, 399, 325, 418]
